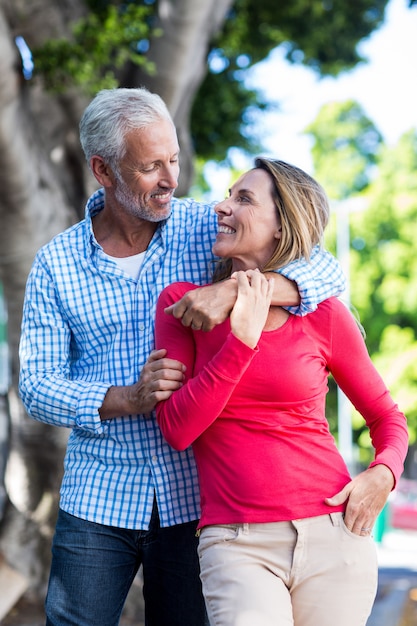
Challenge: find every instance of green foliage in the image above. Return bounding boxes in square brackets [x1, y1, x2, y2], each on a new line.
[188, 157, 214, 200]
[350, 130, 417, 341]
[192, 0, 389, 163]
[216, 0, 388, 74]
[308, 101, 417, 459]
[306, 100, 383, 199]
[32, 0, 391, 164]
[374, 326, 417, 444]
[349, 131, 417, 448]
[191, 65, 268, 163]
[33, 2, 159, 95]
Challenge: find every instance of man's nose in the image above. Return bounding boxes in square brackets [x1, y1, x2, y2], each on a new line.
[160, 164, 179, 188]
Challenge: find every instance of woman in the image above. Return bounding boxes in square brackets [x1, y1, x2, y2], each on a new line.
[155, 158, 408, 626]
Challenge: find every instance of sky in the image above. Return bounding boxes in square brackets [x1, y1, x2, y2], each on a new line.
[205, 0, 417, 194]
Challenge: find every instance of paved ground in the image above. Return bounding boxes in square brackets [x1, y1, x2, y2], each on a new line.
[368, 529, 417, 626]
[1, 574, 145, 625]
[1, 597, 145, 626]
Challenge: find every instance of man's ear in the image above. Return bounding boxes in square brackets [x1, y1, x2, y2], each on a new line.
[90, 155, 114, 188]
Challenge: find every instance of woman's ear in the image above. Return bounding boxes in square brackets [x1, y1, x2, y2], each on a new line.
[274, 226, 282, 241]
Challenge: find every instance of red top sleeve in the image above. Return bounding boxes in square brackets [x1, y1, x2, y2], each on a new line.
[155, 282, 258, 450]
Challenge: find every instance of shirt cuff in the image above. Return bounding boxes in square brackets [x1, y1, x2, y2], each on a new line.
[76, 382, 112, 434]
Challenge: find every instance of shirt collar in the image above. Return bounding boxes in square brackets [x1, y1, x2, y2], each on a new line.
[84, 188, 105, 257]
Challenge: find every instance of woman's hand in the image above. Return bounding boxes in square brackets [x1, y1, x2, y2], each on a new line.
[325, 464, 395, 536]
[230, 269, 274, 349]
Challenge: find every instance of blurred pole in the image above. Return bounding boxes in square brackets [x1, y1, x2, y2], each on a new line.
[0, 282, 9, 521]
[335, 202, 354, 470]
[0, 282, 9, 395]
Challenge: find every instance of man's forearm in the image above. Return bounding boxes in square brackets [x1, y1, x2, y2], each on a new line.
[165, 273, 300, 332]
[99, 385, 134, 421]
[264, 272, 300, 307]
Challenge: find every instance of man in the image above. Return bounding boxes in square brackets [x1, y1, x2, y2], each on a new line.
[19, 88, 345, 626]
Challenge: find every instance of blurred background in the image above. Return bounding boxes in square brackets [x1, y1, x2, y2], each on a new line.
[0, 0, 416, 623]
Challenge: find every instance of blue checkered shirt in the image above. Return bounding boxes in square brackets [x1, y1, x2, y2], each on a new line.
[19, 188, 346, 529]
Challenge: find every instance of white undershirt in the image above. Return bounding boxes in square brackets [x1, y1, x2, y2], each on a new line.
[104, 251, 146, 281]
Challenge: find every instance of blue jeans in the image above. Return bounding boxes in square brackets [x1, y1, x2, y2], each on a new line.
[45, 503, 208, 626]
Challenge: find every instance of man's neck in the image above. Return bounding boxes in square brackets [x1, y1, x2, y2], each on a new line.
[92, 207, 158, 257]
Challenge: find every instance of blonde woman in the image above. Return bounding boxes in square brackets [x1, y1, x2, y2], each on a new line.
[155, 158, 408, 626]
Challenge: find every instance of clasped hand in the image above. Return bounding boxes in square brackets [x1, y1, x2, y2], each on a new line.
[229, 270, 274, 348]
[126, 349, 185, 416]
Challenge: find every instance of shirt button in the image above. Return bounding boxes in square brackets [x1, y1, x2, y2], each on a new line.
[152, 455, 158, 463]
[138, 323, 145, 331]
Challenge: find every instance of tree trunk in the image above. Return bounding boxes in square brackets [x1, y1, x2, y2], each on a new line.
[123, 0, 234, 195]
[0, 2, 79, 598]
[0, 0, 231, 610]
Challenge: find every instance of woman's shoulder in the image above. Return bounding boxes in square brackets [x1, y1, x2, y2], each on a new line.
[296, 297, 350, 328]
[158, 281, 201, 306]
[306, 297, 363, 334]
[309, 296, 349, 314]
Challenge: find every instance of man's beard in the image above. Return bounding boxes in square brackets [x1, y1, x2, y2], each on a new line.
[114, 171, 172, 223]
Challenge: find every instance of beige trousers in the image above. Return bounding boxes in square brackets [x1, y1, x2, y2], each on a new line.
[198, 512, 377, 626]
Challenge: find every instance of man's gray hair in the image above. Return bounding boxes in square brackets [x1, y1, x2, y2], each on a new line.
[79, 87, 173, 171]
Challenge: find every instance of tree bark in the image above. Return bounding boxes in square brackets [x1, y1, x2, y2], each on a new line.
[0, 2, 78, 594]
[0, 0, 232, 603]
[124, 0, 234, 195]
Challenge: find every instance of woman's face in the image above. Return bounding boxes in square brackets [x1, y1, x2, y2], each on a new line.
[213, 168, 281, 271]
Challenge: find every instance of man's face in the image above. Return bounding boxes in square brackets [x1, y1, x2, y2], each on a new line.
[114, 118, 180, 222]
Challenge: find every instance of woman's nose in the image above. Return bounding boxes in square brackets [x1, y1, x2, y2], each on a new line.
[215, 199, 231, 215]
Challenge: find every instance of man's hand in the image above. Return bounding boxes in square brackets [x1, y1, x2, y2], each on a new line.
[164, 280, 238, 332]
[325, 464, 394, 536]
[99, 349, 186, 420]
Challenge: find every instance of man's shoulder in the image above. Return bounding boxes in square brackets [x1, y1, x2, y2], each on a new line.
[171, 196, 216, 216]
[172, 196, 215, 208]
[166, 198, 217, 240]
[36, 219, 86, 259]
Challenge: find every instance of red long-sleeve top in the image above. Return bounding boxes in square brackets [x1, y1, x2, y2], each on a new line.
[155, 283, 408, 528]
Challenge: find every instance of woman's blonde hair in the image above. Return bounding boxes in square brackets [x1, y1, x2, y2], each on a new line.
[213, 158, 330, 282]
